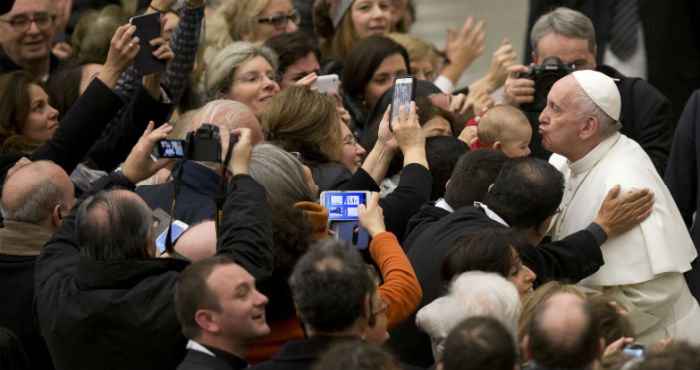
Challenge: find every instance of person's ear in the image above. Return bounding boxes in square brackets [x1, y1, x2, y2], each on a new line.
[522, 335, 532, 361]
[444, 179, 450, 192]
[493, 141, 503, 151]
[531, 51, 539, 65]
[596, 337, 606, 360]
[536, 215, 553, 238]
[487, 183, 495, 192]
[50, 204, 63, 229]
[144, 239, 156, 258]
[194, 309, 219, 334]
[363, 293, 371, 319]
[579, 116, 599, 140]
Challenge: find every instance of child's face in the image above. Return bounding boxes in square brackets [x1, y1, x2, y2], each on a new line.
[499, 122, 532, 158]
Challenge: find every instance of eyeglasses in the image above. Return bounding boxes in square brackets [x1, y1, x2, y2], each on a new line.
[234, 71, 277, 86]
[257, 9, 300, 30]
[342, 135, 359, 147]
[0, 12, 53, 32]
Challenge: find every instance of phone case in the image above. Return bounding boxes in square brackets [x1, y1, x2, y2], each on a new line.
[129, 12, 166, 75]
[311, 74, 339, 94]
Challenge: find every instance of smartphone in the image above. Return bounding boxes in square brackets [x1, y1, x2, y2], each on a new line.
[320, 191, 370, 221]
[311, 74, 339, 94]
[129, 12, 166, 75]
[155, 220, 189, 254]
[156, 139, 185, 158]
[622, 343, 644, 357]
[389, 75, 416, 130]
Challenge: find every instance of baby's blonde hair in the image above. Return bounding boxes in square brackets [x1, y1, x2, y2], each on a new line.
[477, 105, 529, 146]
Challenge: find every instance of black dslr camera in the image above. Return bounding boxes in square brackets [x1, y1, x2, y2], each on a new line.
[519, 56, 574, 112]
[184, 124, 221, 162]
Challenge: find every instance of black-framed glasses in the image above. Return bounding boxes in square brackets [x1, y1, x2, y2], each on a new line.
[257, 8, 300, 30]
[0, 12, 53, 32]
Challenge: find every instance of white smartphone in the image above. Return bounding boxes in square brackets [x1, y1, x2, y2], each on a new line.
[155, 220, 189, 254]
[390, 75, 416, 130]
[311, 74, 339, 94]
[320, 191, 370, 221]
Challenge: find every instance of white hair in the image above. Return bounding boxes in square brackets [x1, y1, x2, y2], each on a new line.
[571, 85, 621, 137]
[416, 271, 521, 362]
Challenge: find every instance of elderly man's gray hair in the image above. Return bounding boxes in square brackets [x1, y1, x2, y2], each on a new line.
[530, 7, 596, 57]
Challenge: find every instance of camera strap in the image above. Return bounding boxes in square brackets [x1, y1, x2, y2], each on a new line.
[213, 137, 237, 236]
[164, 159, 186, 255]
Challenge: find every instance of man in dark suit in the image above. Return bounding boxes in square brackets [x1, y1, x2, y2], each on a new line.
[174, 256, 271, 370]
[388, 157, 654, 367]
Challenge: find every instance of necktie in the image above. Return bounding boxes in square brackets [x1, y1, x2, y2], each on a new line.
[609, 0, 639, 60]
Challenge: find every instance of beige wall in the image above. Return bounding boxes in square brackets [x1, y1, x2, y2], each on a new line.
[411, 0, 529, 90]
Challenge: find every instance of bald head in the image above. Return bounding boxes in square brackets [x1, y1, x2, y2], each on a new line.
[174, 221, 217, 262]
[2, 160, 74, 228]
[527, 292, 602, 369]
[189, 100, 264, 144]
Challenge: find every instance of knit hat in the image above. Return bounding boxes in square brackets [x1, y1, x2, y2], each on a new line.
[312, 0, 354, 38]
[572, 70, 621, 121]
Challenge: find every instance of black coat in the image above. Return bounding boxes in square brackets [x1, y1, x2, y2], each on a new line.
[34, 172, 273, 370]
[176, 349, 243, 370]
[664, 89, 700, 301]
[401, 201, 451, 252]
[388, 206, 604, 367]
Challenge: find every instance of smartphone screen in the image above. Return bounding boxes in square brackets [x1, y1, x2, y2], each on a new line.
[157, 139, 185, 158]
[322, 191, 368, 220]
[622, 344, 644, 357]
[155, 221, 189, 254]
[390, 76, 415, 130]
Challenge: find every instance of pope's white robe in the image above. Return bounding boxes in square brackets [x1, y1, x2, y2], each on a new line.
[549, 132, 699, 345]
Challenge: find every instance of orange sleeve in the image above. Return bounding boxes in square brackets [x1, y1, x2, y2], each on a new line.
[372, 232, 422, 330]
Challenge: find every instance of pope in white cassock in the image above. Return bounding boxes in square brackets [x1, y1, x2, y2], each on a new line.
[541, 70, 700, 346]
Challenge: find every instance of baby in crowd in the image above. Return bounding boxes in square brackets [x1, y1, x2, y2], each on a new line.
[476, 105, 532, 158]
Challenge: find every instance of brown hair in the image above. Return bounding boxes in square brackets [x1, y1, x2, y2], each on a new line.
[319, 10, 359, 62]
[174, 255, 233, 339]
[262, 85, 342, 163]
[587, 295, 634, 346]
[0, 71, 42, 154]
[517, 280, 585, 343]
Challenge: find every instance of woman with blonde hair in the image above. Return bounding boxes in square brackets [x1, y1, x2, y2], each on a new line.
[262, 85, 344, 190]
[204, 0, 299, 64]
[201, 41, 280, 118]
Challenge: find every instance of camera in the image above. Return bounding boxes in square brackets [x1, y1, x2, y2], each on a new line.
[184, 124, 222, 162]
[519, 56, 574, 112]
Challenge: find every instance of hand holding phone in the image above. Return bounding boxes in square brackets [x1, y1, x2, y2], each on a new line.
[357, 192, 385, 237]
[311, 74, 339, 94]
[390, 75, 416, 130]
[129, 12, 166, 75]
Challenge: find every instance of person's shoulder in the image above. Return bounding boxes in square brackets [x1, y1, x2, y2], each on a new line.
[176, 349, 230, 370]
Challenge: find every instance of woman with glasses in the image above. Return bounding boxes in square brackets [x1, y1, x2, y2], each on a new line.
[201, 41, 280, 118]
[204, 0, 299, 65]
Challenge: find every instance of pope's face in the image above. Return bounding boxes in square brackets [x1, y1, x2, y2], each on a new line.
[538, 75, 586, 158]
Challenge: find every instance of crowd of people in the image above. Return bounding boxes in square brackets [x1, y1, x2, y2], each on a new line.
[0, 0, 699, 369]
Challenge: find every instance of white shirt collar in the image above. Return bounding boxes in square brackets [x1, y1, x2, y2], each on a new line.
[434, 198, 454, 213]
[186, 340, 216, 357]
[473, 202, 509, 227]
[569, 132, 621, 175]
